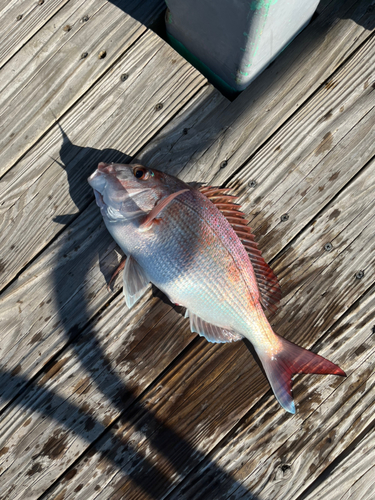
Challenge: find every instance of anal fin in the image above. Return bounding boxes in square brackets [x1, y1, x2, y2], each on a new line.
[188, 311, 243, 343]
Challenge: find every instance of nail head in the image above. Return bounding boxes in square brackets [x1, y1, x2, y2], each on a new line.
[280, 213, 289, 222]
[80, 52, 88, 59]
[248, 180, 257, 188]
[155, 103, 164, 111]
[120, 73, 128, 81]
[98, 50, 107, 59]
[81, 15, 89, 22]
[220, 160, 228, 169]
[324, 242, 333, 252]
[63, 25, 71, 31]
[355, 270, 365, 279]
[16, 14, 23, 20]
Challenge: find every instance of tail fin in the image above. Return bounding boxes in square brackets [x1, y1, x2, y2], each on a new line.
[255, 336, 346, 414]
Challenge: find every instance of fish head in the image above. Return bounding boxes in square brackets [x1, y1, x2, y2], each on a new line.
[88, 162, 188, 223]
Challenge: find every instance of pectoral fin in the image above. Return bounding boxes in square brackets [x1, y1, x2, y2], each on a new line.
[123, 255, 150, 308]
[188, 311, 243, 343]
[140, 189, 189, 230]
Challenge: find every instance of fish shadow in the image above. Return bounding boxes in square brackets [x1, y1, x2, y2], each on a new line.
[41, 126, 259, 498]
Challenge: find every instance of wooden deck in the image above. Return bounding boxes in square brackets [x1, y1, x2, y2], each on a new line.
[0, 0, 374, 498]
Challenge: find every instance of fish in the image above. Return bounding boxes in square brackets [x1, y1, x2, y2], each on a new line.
[88, 162, 345, 414]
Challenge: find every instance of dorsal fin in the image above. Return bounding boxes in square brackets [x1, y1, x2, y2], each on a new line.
[199, 186, 281, 314]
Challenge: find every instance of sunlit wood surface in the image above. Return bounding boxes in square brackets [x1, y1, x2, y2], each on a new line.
[0, 0, 374, 498]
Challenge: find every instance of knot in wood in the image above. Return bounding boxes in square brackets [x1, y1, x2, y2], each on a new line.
[275, 463, 292, 480]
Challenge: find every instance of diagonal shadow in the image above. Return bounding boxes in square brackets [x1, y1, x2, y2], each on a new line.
[0, 367, 259, 500]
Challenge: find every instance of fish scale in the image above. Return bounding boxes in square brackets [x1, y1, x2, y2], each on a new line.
[88, 163, 346, 414]
[146, 192, 257, 334]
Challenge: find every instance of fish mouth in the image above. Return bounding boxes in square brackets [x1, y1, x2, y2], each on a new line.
[87, 162, 112, 183]
[93, 189, 106, 209]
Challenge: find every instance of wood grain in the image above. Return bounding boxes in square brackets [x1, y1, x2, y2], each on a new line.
[303, 427, 375, 500]
[0, 0, 69, 69]
[0, 0, 146, 178]
[0, 0, 165, 72]
[226, 32, 375, 262]
[0, 86, 224, 495]
[176, 0, 375, 186]
[0, 289, 194, 499]
[0, 0, 374, 497]
[0, 86, 224, 407]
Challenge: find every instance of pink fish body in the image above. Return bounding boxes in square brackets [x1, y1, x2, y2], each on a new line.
[88, 163, 345, 413]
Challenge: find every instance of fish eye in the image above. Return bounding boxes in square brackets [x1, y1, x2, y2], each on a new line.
[133, 167, 152, 180]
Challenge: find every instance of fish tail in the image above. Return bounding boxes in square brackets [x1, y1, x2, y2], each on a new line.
[254, 335, 346, 414]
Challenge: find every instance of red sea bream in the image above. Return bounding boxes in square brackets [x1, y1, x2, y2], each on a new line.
[88, 163, 345, 413]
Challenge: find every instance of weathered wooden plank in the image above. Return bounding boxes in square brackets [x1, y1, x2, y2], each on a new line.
[303, 428, 375, 500]
[39, 148, 375, 497]
[0, 1, 373, 498]
[0, 0, 165, 72]
[173, 0, 375, 185]
[0, 29, 205, 291]
[0, 0, 69, 69]
[0, 0, 150, 178]
[226, 32, 375, 262]
[45, 277, 375, 500]
[231, 327, 375, 499]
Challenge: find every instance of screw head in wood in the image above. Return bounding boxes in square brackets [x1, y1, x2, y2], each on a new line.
[120, 74, 128, 81]
[324, 242, 333, 252]
[220, 160, 228, 169]
[155, 103, 164, 111]
[248, 180, 257, 188]
[16, 14, 23, 20]
[280, 213, 289, 222]
[81, 15, 89, 22]
[355, 270, 365, 279]
[80, 52, 88, 59]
